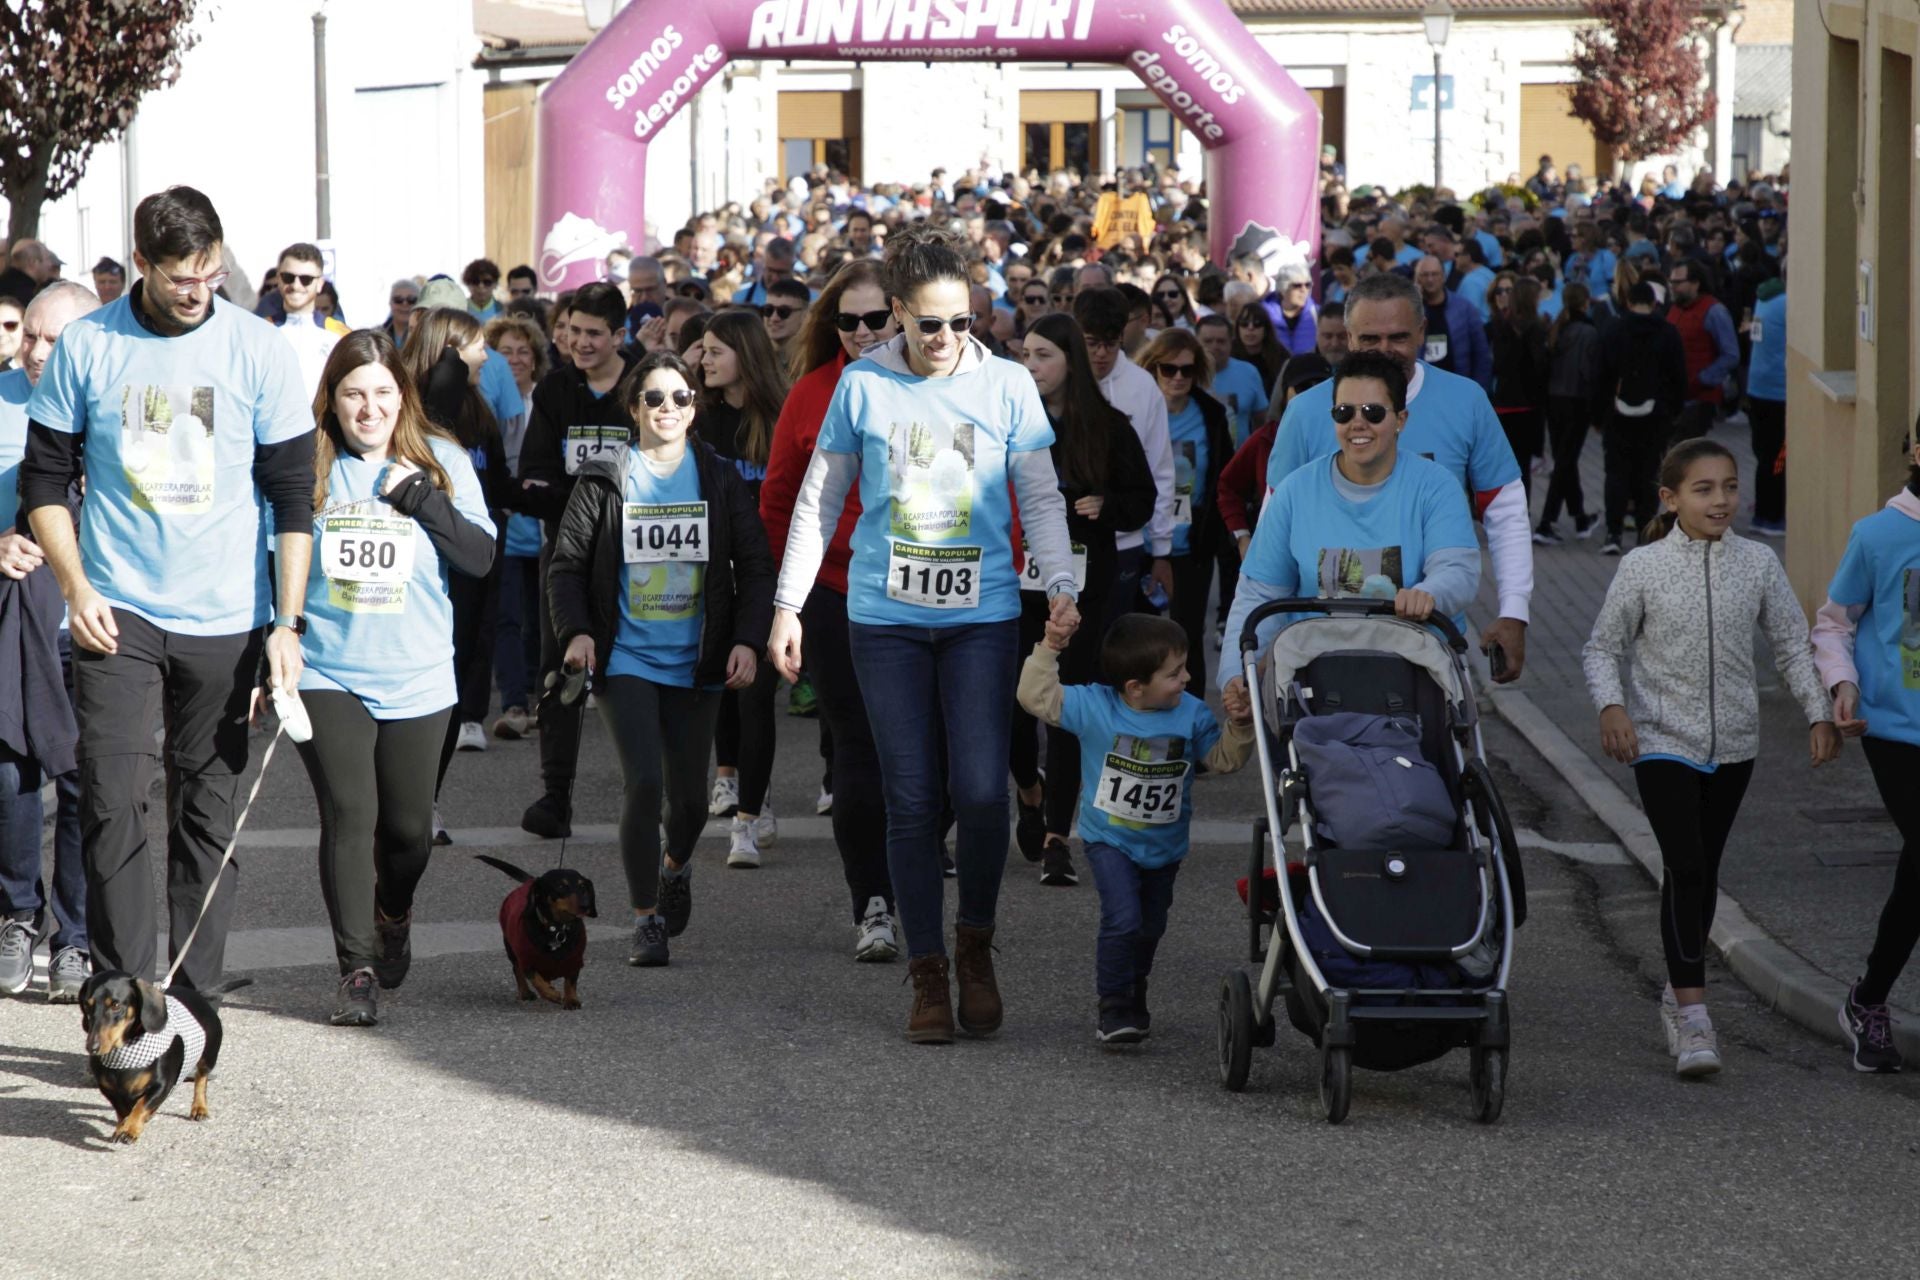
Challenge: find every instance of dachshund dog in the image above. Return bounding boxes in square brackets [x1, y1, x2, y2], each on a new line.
[475, 856, 597, 1010]
[78, 973, 224, 1145]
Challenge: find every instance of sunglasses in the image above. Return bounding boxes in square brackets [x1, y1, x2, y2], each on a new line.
[640, 388, 698, 409]
[1155, 362, 1198, 379]
[909, 314, 975, 336]
[474, 278, 498, 288]
[1331, 402, 1391, 425]
[835, 310, 890, 332]
[1022, 293, 1048, 306]
[1154, 289, 1184, 300]
[391, 294, 419, 306]
[1050, 291, 1072, 302]
[676, 284, 708, 298]
[760, 304, 803, 320]
[279, 271, 318, 287]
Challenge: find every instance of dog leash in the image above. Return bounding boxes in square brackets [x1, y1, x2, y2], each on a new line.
[547, 663, 591, 872]
[160, 688, 309, 990]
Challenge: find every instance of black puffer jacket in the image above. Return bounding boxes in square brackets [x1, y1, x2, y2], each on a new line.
[546, 438, 774, 690]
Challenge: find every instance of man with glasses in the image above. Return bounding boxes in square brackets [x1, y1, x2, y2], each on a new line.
[1265, 272, 1532, 681]
[270, 241, 343, 397]
[624, 255, 666, 335]
[463, 258, 502, 321]
[1014, 279, 1051, 334]
[762, 277, 811, 364]
[18, 185, 316, 993]
[506, 264, 537, 302]
[733, 237, 798, 307]
[382, 279, 419, 345]
[1415, 253, 1492, 390]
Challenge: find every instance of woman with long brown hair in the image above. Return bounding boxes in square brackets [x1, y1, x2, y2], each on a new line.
[1486, 274, 1551, 501]
[697, 308, 790, 866]
[1230, 301, 1286, 392]
[759, 259, 904, 958]
[295, 330, 496, 1027]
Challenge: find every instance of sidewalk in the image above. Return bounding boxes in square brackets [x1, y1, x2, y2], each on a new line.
[1471, 415, 1920, 1056]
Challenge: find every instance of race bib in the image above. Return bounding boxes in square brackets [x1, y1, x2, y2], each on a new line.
[1750, 318, 1764, 343]
[1172, 490, 1194, 528]
[1422, 334, 1450, 366]
[322, 515, 416, 614]
[564, 426, 629, 475]
[1020, 540, 1087, 593]
[1092, 754, 1189, 825]
[623, 502, 708, 563]
[886, 542, 981, 609]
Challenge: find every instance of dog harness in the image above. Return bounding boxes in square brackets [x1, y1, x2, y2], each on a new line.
[99, 994, 208, 1072]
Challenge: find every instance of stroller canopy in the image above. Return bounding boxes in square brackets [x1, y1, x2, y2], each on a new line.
[1260, 615, 1466, 706]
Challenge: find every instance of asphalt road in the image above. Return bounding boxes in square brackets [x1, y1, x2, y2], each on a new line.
[3, 688, 1917, 1279]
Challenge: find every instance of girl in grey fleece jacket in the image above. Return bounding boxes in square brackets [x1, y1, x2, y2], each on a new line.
[1581, 439, 1838, 1079]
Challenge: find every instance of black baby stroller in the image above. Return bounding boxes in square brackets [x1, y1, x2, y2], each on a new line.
[1218, 599, 1525, 1124]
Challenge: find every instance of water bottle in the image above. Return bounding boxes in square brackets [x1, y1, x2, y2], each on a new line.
[1141, 575, 1169, 612]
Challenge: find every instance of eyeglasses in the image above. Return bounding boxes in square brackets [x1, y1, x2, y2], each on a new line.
[1022, 293, 1049, 307]
[760, 304, 803, 320]
[1050, 291, 1072, 303]
[279, 270, 318, 287]
[1237, 315, 1264, 328]
[1492, 286, 1513, 296]
[1154, 289, 1185, 301]
[149, 261, 231, 299]
[1155, 362, 1198, 380]
[473, 278, 498, 288]
[908, 314, 974, 336]
[1331, 402, 1391, 425]
[835, 309, 891, 333]
[390, 294, 419, 306]
[640, 388, 697, 409]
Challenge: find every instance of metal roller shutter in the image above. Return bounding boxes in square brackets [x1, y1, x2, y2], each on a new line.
[1519, 83, 1613, 180]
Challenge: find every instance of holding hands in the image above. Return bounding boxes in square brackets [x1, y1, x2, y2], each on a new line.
[1221, 677, 1254, 726]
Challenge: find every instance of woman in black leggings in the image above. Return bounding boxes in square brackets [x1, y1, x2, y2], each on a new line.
[294, 331, 498, 1027]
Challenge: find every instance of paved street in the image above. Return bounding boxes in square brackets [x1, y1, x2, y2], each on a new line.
[3, 668, 1916, 1278]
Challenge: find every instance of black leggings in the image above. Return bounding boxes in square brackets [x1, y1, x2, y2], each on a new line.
[1634, 758, 1755, 989]
[1497, 407, 1546, 502]
[597, 675, 721, 913]
[294, 691, 452, 974]
[1539, 396, 1591, 526]
[1010, 589, 1098, 836]
[802, 585, 893, 920]
[713, 661, 779, 814]
[1748, 396, 1786, 525]
[1857, 737, 1920, 1005]
[1168, 549, 1216, 693]
[436, 559, 499, 797]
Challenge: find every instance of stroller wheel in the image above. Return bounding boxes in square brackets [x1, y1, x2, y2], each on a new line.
[1218, 971, 1255, 1092]
[1320, 1046, 1352, 1124]
[1470, 1047, 1507, 1124]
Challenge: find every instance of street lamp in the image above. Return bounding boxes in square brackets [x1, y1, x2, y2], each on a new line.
[1423, 0, 1454, 190]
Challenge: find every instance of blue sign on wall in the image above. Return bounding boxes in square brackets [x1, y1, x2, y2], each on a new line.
[1411, 75, 1455, 112]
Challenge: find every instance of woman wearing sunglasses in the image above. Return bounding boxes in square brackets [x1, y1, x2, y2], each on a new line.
[546, 351, 773, 968]
[1231, 303, 1286, 398]
[1148, 274, 1197, 333]
[769, 225, 1080, 1043]
[1136, 329, 1234, 695]
[1221, 351, 1482, 667]
[761, 259, 903, 960]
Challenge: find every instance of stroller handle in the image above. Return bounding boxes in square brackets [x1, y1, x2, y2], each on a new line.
[1237, 598, 1470, 657]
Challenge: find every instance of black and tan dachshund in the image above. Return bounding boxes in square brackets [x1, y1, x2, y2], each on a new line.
[475, 855, 597, 1009]
[77, 973, 224, 1145]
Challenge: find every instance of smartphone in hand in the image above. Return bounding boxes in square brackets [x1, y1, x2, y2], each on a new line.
[1488, 642, 1508, 681]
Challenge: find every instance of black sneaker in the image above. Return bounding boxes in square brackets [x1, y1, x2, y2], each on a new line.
[373, 910, 412, 990]
[1096, 996, 1146, 1044]
[1133, 977, 1152, 1039]
[1531, 523, 1563, 546]
[521, 790, 573, 839]
[1574, 514, 1600, 540]
[1600, 538, 1623, 557]
[1840, 981, 1903, 1073]
[1015, 796, 1046, 863]
[330, 967, 378, 1026]
[629, 916, 669, 967]
[658, 869, 693, 938]
[1040, 839, 1078, 887]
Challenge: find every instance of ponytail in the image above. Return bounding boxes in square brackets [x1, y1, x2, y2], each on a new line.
[1641, 437, 1736, 542]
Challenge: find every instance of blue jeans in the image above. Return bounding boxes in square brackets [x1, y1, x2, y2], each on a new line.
[0, 634, 85, 953]
[1084, 842, 1180, 999]
[493, 553, 541, 713]
[849, 619, 1018, 958]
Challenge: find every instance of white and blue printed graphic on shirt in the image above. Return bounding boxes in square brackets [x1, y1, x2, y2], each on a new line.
[608, 448, 707, 688]
[1168, 403, 1209, 557]
[1058, 683, 1223, 869]
[0, 367, 28, 533]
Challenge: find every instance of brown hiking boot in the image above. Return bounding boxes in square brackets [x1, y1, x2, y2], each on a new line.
[906, 954, 955, 1044]
[953, 923, 1003, 1036]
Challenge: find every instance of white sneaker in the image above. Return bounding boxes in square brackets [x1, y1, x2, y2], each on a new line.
[815, 786, 833, 816]
[1660, 983, 1681, 1056]
[456, 721, 487, 752]
[432, 808, 451, 847]
[750, 803, 777, 847]
[709, 775, 739, 817]
[1675, 1017, 1722, 1078]
[726, 817, 761, 869]
[854, 897, 899, 962]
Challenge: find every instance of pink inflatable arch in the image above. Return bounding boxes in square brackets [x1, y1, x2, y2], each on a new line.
[534, 0, 1320, 291]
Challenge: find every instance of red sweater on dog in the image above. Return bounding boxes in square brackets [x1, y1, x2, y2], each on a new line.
[500, 880, 585, 981]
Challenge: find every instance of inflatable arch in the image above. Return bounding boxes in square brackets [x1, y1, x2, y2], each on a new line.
[534, 0, 1320, 290]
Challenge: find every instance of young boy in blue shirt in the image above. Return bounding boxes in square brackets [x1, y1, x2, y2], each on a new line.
[1018, 613, 1256, 1043]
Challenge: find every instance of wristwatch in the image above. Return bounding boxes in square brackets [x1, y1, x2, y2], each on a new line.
[273, 613, 308, 636]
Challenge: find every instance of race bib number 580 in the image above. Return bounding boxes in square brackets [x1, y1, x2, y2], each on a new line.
[1092, 754, 1189, 825]
[886, 542, 981, 609]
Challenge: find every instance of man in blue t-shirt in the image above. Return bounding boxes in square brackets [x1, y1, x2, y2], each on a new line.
[1195, 316, 1267, 446]
[19, 186, 316, 994]
[1263, 273, 1533, 682]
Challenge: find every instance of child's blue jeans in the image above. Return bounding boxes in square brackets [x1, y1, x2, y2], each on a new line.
[1084, 842, 1181, 999]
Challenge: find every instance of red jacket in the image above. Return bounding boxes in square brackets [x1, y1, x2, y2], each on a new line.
[1667, 295, 1725, 406]
[1216, 421, 1277, 537]
[500, 880, 585, 982]
[761, 349, 862, 595]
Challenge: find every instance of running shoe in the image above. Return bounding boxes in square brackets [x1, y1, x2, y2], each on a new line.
[750, 804, 777, 847]
[1574, 514, 1600, 540]
[658, 867, 692, 937]
[1600, 538, 1623, 557]
[520, 790, 571, 839]
[492, 706, 532, 740]
[854, 897, 899, 963]
[1015, 795, 1046, 863]
[1133, 977, 1152, 1038]
[456, 721, 487, 752]
[727, 818, 762, 869]
[629, 916, 670, 966]
[1675, 1017, 1722, 1078]
[1531, 523, 1563, 547]
[46, 946, 89, 1004]
[432, 808, 451, 847]
[941, 845, 957, 878]
[1839, 981, 1904, 1073]
[0, 918, 36, 995]
[373, 910, 413, 990]
[1040, 839, 1078, 887]
[709, 775, 739, 818]
[816, 786, 833, 816]
[787, 675, 819, 718]
[330, 968, 378, 1027]
[1096, 996, 1146, 1044]
[1660, 983, 1681, 1056]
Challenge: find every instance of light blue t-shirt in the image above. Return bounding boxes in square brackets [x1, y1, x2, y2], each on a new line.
[1058, 682, 1223, 869]
[1212, 358, 1266, 448]
[1168, 400, 1208, 557]
[1827, 507, 1920, 748]
[1474, 230, 1504, 269]
[607, 448, 706, 688]
[26, 295, 312, 635]
[1266, 362, 1520, 502]
[1242, 451, 1479, 637]
[817, 349, 1055, 627]
[1457, 267, 1495, 322]
[0, 367, 28, 533]
[1747, 291, 1788, 402]
[300, 436, 494, 718]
